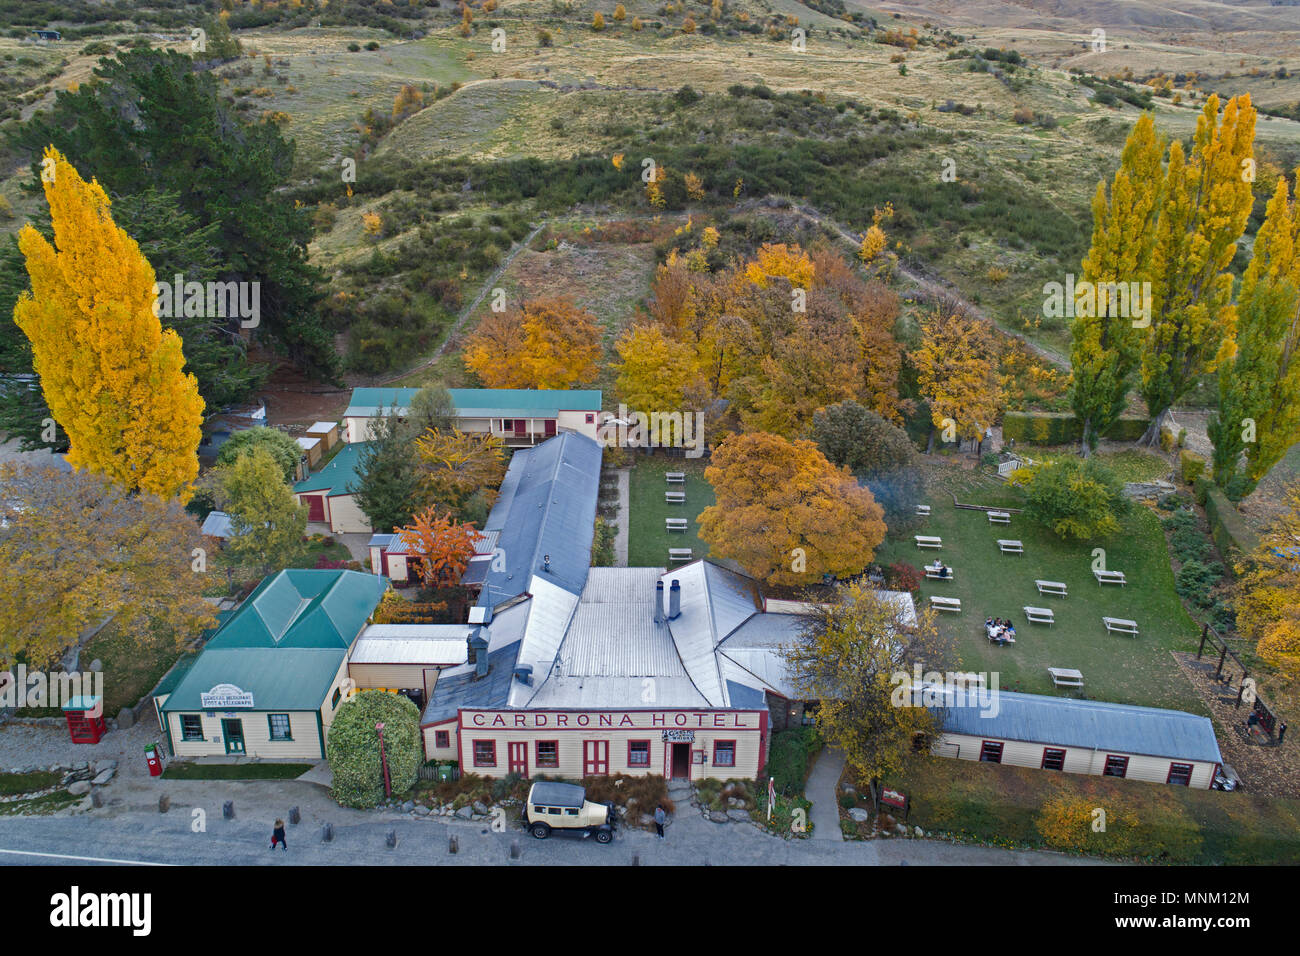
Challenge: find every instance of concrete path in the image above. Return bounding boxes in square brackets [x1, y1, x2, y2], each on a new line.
[612, 468, 630, 567]
[806, 747, 846, 841]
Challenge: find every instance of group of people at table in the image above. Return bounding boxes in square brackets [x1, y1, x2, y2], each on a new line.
[985, 617, 1016, 644]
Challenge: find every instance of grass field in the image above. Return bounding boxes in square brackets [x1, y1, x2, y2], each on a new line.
[875, 467, 1203, 711]
[161, 762, 316, 781]
[627, 455, 715, 568]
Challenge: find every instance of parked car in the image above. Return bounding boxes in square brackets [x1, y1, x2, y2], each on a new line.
[521, 781, 616, 843]
[1212, 763, 1242, 792]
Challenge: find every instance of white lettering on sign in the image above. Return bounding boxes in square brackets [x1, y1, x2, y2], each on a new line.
[199, 684, 254, 709]
[662, 729, 695, 742]
[463, 709, 760, 731]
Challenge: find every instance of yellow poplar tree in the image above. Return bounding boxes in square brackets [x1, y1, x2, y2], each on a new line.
[913, 305, 1002, 453]
[1234, 486, 1300, 681]
[614, 323, 703, 412]
[13, 147, 204, 502]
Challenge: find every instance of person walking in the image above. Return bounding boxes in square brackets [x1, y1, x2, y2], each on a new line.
[653, 804, 667, 840]
[271, 819, 287, 851]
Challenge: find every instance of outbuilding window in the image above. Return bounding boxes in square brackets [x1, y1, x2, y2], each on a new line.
[472, 740, 497, 768]
[1167, 763, 1193, 786]
[713, 740, 736, 767]
[628, 740, 650, 767]
[536, 740, 559, 768]
[979, 741, 1003, 763]
[1041, 748, 1066, 771]
[1103, 755, 1129, 778]
[268, 714, 292, 741]
[331, 687, 342, 708]
[180, 715, 204, 742]
[434, 730, 450, 749]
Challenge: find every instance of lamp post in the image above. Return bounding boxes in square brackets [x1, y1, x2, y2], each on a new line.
[376, 721, 392, 799]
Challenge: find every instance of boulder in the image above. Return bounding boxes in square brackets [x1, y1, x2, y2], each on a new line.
[914, 826, 924, 837]
[67, 781, 91, 796]
[471, 800, 489, 815]
[92, 759, 118, 775]
[413, 805, 431, 816]
[401, 800, 415, 813]
[91, 768, 115, 786]
[726, 808, 751, 822]
[708, 810, 729, 824]
[847, 808, 870, 823]
[895, 823, 908, 835]
[454, 805, 474, 820]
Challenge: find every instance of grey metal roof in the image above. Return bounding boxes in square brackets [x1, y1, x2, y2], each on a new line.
[528, 781, 587, 808]
[201, 510, 233, 539]
[936, 690, 1224, 764]
[420, 641, 520, 726]
[471, 432, 603, 605]
[662, 561, 760, 707]
[350, 625, 471, 665]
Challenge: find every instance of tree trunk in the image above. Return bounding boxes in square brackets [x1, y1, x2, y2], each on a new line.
[1079, 416, 1092, 457]
[1139, 407, 1171, 447]
[926, 427, 936, 455]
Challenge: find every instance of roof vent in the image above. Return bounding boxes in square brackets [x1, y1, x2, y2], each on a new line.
[669, 579, 682, 620]
[654, 581, 665, 624]
[514, 664, 534, 686]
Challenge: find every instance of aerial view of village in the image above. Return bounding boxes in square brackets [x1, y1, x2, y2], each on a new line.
[0, 0, 1295, 927]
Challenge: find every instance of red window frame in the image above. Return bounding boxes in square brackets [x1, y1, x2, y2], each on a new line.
[713, 739, 736, 767]
[1041, 747, 1066, 771]
[434, 730, 450, 749]
[979, 740, 1003, 763]
[1167, 762, 1193, 786]
[472, 739, 496, 768]
[627, 740, 651, 767]
[535, 740, 560, 769]
[1103, 754, 1129, 778]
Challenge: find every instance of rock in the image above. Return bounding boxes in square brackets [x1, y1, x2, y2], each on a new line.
[91, 769, 115, 786]
[401, 800, 415, 813]
[847, 808, 870, 823]
[708, 810, 729, 824]
[472, 800, 489, 815]
[726, 808, 751, 822]
[914, 826, 924, 837]
[414, 805, 431, 816]
[92, 759, 118, 775]
[843, 785, 856, 795]
[73, 762, 88, 772]
[89, 659, 103, 672]
[895, 823, 908, 835]
[727, 797, 744, 808]
[455, 805, 474, 820]
[68, 781, 91, 796]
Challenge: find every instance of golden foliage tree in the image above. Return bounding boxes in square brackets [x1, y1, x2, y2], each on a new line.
[743, 242, 815, 290]
[463, 297, 601, 389]
[698, 432, 886, 586]
[1235, 485, 1300, 682]
[13, 147, 204, 502]
[614, 323, 703, 412]
[414, 427, 507, 514]
[913, 304, 1002, 453]
[398, 506, 483, 589]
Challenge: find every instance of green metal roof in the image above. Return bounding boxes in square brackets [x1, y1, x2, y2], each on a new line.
[343, 387, 602, 419]
[293, 441, 368, 495]
[159, 647, 347, 712]
[205, 569, 387, 651]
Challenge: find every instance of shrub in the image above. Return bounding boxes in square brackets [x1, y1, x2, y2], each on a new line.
[886, 561, 922, 592]
[1179, 450, 1206, 486]
[327, 691, 422, 808]
[1176, 559, 1224, 608]
[764, 726, 821, 795]
[1014, 457, 1129, 540]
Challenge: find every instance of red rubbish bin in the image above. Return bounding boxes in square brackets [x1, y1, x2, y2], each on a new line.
[145, 744, 163, 777]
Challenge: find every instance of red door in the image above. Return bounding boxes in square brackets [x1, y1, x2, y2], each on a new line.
[582, 740, 609, 776]
[544, 419, 557, 436]
[304, 494, 325, 522]
[508, 742, 528, 777]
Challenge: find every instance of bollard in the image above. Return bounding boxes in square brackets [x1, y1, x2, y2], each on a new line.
[448, 835, 458, 854]
[222, 800, 234, 820]
[91, 789, 105, 809]
[158, 794, 170, 814]
[510, 840, 520, 860]
[386, 829, 397, 849]
[631, 853, 640, 867]
[288, 806, 300, 825]
[321, 822, 333, 843]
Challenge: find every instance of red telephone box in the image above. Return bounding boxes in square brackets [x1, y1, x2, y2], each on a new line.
[62, 696, 107, 744]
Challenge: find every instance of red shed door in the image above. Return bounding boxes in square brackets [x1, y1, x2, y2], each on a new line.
[304, 494, 326, 522]
[582, 740, 609, 776]
[508, 742, 528, 778]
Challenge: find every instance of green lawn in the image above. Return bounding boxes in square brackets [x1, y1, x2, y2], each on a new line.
[876, 468, 1204, 711]
[627, 456, 715, 568]
[161, 762, 316, 781]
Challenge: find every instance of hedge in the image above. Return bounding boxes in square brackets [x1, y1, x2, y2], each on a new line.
[326, 690, 422, 808]
[1002, 411, 1149, 445]
[1203, 484, 1259, 569]
[1178, 449, 1206, 485]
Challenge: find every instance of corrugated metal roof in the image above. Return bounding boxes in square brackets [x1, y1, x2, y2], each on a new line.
[509, 577, 581, 706]
[421, 641, 520, 725]
[937, 690, 1224, 764]
[200, 510, 233, 539]
[344, 387, 602, 419]
[207, 569, 386, 650]
[350, 625, 471, 665]
[661, 562, 760, 707]
[161, 647, 347, 712]
[292, 442, 368, 495]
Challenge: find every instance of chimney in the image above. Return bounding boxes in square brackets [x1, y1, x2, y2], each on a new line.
[513, 664, 533, 687]
[669, 579, 681, 620]
[654, 581, 665, 624]
[468, 627, 489, 678]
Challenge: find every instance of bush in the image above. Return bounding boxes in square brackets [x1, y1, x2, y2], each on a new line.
[1001, 411, 1149, 445]
[1179, 450, 1206, 486]
[326, 691, 422, 808]
[1176, 559, 1223, 608]
[1015, 457, 1129, 540]
[886, 561, 922, 592]
[764, 726, 821, 796]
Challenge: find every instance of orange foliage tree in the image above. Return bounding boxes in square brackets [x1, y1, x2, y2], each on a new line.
[463, 297, 601, 389]
[397, 506, 483, 589]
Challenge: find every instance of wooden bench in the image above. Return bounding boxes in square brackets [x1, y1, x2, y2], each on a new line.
[1103, 616, 1139, 637]
[924, 566, 955, 581]
[997, 539, 1023, 555]
[665, 518, 688, 532]
[1094, 569, 1127, 587]
[1023, 606, 1055, 626]
[915, 535, 943, 550]
[916, 504, 931, 517]
[665, 491, 686, 504]
[987, 511, 1011, 524]
[1048, 667, 1084, 689]
[930, 595, 962, 613]
[668, 548, 693, 564]
[1035, 580, 1068, 598]
[666, 472, 686, 484]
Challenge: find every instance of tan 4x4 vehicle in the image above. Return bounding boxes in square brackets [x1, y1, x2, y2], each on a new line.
[521, 782, 617, 844]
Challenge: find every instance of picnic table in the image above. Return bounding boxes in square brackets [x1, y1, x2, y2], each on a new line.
[1048, 667, 1084, 689]
[1023, 606, 1055, 626]
[665, 518, 688, 532]
[668, 548, 693, 563]
[987, 511, 1011, 524]
[997, 539, 1023, 555]
[984, 622, 1016, 644]
[1093, 569, 1127, 586]
[916, 504, 931, 517]
[930, 596, 962, 613]
[1035, 579, 1068, 597]
[665, 491, 686, 504]
[924, 565, 954, 581]
[1103, 616, 1139, 637]
[915, 535, 942, 549]
[666, 472, 686, 484]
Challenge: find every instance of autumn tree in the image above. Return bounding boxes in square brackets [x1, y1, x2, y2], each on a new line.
[14, 147, 204, 501]
[415, 426, 506, 524]
[1070, 113, 1164, 454]
[1009, 457, 1129, 541]
[398, 506, 483, 589]
[698, 432, 886, 587]
[1235, 487, 1300, 681]
[614, 322, 703, 413]
[463, 298, 601, 389]
[0, 463, 216, 666]
[743, 242, 815, 291]
[913, 304, 1002, 454]
[1140, 94, 1257, 442]
[811, 400, 923, 526]
[1210, 168, 1300, 496]
[208, 446, 308, 578]
[783, 581, 952, 808]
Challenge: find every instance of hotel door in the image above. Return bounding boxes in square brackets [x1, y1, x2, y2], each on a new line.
[582, 740, 609, 776]
[221, 719, 245, 755]
[670, 743, 691, 780]
[508, 742, 528, 777]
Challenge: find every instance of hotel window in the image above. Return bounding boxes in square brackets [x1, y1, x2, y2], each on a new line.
[180, 715, 204, 742]
[713, 740, 736, 767]
[472, 740, 497, 768]
[1103, 755, 1129, 778]
[628, 740, 650, 767]
[979, 741, 1003, 763]
[435, 730, 450, 749]
[536, 740, 560, 769]
[268, 714, 292, 742]
[1167, 763, 1193, 786]
[1041, 748, 1066, 771]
